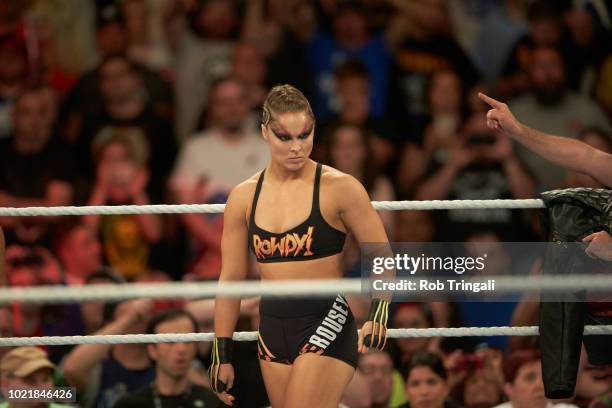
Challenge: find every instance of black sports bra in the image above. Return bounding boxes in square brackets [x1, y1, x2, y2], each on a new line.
[248, 163, 346, 263]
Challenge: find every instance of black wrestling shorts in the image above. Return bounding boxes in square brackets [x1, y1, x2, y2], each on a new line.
[257, 294, 358, 368]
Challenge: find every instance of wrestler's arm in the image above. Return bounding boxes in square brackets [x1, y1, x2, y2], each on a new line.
[209, 184, 249, 404]
[479, 92, 612, 188]
[335, 172, 390, 251]
[334, 172, 393, 298]
[213, 183, 250, 338]
[334, 173, 393, 351]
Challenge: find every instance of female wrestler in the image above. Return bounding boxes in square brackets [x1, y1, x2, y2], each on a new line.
[210, 85, 391, 407]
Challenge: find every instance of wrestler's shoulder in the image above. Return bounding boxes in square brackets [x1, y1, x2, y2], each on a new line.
[320, 165, 365, 192]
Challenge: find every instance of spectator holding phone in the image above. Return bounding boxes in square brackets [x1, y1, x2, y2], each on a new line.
[414, 108, 535, 241]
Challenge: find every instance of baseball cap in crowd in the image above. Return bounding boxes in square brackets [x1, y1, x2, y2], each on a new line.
[0, 347, 56, 377]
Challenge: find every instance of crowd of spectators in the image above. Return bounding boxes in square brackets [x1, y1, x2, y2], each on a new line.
[1, 0, 612, 407]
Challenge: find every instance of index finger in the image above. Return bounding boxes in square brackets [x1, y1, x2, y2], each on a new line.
[583, 232, 599, 242]
[478, 92, 503, 108]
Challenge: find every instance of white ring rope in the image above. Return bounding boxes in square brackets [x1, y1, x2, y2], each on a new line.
[0, 200, 608, 348]
[1, 276, 612, 304]
[0, 199, 545, 217]
[1, 326, 611, 347]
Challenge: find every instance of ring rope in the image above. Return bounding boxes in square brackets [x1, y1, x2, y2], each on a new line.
[0, 199, 606, 347]
[1, 276, 612, 304]
[1, 326, 611, 347]
[0, 199, 545, 217]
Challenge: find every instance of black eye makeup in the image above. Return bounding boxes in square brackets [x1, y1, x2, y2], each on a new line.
[298, 127, 314, 139]
[271, 130, 291, 141]
[270, 125, 313, 141]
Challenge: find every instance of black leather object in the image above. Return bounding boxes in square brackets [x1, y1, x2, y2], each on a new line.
[539, 188, 612, 399]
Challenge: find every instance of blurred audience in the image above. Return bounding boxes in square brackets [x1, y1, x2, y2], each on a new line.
[171, 76, 268, 279]
[73, 54, 176, 202]
[562, 2, 612, 97]
[80, 268, 127, 336]
[114, 309, 222, 408]
[0, 346, 74, 408]
[391, 303, 437, 372]
[83, 129, 161, 281]
[0, 43, 29, 140]
[54, 221, 103, 285]
[509, 45, 612, 190]
[61, 4, 173, 147]
[173, 0, 238, 142]
[400, 351, 456, 408]
[0, 2, 609, 407]
[119, 0, 173, 73]
[359, 350, 407, 408]
[299, 0, 403, 121]
[563, 127, 612, 189]
[62, 299, 155, 408]
[0, 0, 44, 140]
[458, 232, 527, 350]
[389, 0, 480, 128]
[414, 110, 535, 241]
[497, 0, 566, 100]
[494, 348, 579, 408]
[230, 42, 268, 113]
[5, 245, 63, 339]
[0, 85, 74, 246]
[396, 69, 468, 197]
[471, 0, 529, 86]
[320, 59, 398, 174]
[461, 366, 504, 408]
[241, 0, 313, 100]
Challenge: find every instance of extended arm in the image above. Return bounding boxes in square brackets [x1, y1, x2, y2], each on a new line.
[479, 92, 612, 188]
[516, 126, 612, 188]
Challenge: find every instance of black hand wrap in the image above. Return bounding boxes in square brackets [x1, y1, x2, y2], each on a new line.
[363, 298, 389, 350]
[209, 337, 233, 393]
